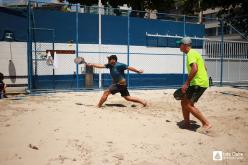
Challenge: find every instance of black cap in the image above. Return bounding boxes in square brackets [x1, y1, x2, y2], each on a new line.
[107, 55, 117, 61]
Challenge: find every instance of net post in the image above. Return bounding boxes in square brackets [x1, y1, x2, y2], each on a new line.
[76, 3, 79, 89]
[27, 0, 33, 91]
[220, 18, 224, 86]
[182, 15, 186, 85]
[98, 0, 102, 89]
[127, 9, 130, 87]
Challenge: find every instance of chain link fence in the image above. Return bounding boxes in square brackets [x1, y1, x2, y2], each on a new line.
[31, 28, 54, 89]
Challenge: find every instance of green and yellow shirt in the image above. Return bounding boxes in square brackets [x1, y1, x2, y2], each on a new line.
[186, 49, 209, 88]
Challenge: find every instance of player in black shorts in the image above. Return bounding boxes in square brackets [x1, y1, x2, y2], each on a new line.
[177, 37, 212, 131]
[87, 55, 147, 108]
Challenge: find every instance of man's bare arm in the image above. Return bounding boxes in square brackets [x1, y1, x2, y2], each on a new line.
[182, 63, 198, 93]
[127, 66, 143, 74]
[87, 63, 105, 68]
[186, 63, 198, 85]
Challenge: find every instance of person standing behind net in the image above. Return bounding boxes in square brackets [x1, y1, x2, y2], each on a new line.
[87, 55, 147, 108]
[176, 37, 212, 131]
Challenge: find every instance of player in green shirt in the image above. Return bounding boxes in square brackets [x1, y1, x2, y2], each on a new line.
[177, 37, 212, 131]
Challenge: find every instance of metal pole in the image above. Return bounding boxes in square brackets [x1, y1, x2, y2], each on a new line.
[27, 0, 33, 91]
[98, 0, 102, 88]
[220, 18, 224, 86]
[227, 59, 229, 81]
[52, 29, 55, 90]
[32, 7, 37, 77]
[127, 9, 130, 87]
[239, 59, 241, 83]
[182, 15, 186, 84]
[76, 3, 79, 89]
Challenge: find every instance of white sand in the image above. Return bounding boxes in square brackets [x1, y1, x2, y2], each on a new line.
[0, 87, 248, 165]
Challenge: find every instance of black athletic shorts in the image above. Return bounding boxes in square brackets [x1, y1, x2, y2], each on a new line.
[109, 84, 130, 97]
[0, 82, 4, 91]
[186, 85, 207, 103]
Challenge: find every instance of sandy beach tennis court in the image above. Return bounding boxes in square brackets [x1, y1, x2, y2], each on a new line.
[0, 86, 247, 165]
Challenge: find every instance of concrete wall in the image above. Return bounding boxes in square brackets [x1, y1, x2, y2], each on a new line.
[0, 41, 27, 85]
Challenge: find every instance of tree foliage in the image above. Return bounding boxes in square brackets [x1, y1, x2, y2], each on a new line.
[180, 0, 248, 37]
[66, 0, 176, 11]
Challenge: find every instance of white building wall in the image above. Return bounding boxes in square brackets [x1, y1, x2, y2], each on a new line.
[0, 42, 27, 85]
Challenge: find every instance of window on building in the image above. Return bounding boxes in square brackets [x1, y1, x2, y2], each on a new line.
[146, 36, 203, 48]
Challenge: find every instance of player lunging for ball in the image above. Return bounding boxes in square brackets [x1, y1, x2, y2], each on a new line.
[177, 37, 212, 131]
[87, 55, 147, 108]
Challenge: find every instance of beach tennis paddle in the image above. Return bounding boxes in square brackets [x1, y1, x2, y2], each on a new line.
[173, 88, 185, 100]
[74, 57, 87, 65]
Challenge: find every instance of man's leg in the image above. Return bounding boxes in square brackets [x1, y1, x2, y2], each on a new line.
[3, 84, 7, 98]
[184, 98, 212, 129]
[123, 96, 147, 107]
[98, 90, 111, 108]
[181, 99, 190, 128]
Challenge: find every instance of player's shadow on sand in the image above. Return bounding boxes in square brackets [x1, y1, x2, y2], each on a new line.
[177, 120, 200, 131]
[105, 104, 127, 107]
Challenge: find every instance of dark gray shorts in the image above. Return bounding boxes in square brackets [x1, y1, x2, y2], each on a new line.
[186, 86, 207, 103]
[109, 84, 130, 97]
